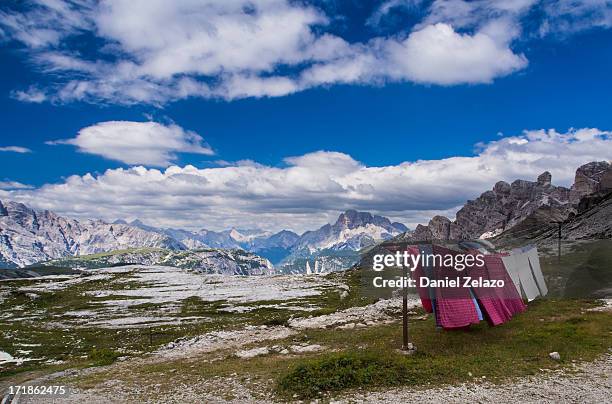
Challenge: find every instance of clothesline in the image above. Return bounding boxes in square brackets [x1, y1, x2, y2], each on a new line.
[401, 242, 548, 330]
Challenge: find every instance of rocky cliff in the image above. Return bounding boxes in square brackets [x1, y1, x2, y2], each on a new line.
[0, 200, 185, 267]
[400, 161, 611, 242]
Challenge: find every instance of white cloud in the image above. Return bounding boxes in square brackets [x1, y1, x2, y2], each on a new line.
[0, 181, 33, 190]
[367, 0, 425, 27]
[384, 23, 527, 84]
[48, 121, 214, 166]
[4, 128, 611, 233]
[0, 146, 32, 153]
[4, 0, 608, 104]
[539, 0, 612, 36]
[300, 22, 526, 87]
[0, 0, 542, 104]
[11, 86, 48, 103]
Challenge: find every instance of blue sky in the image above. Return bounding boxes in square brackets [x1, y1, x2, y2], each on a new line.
[0, 0, 611, 231]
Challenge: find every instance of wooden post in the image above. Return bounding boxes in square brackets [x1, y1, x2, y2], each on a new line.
[402, 253, 409, 350]
[557, 223, 562, 262]
[551, 221, 563, 263]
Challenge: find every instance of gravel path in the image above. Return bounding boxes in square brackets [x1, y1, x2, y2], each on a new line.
[13, 353, 611, 403]
[338, 353, 612, 404]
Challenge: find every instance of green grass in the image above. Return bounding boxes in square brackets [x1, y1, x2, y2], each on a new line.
[276, 298, 612, 399]
[278, 352, 411, 398]
[88, 348, 121, 366]
[0, 267, 361, 380]
[54, 298, 612, 402]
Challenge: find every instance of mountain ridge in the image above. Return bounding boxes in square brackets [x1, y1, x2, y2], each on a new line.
[397, 161, 611, 244]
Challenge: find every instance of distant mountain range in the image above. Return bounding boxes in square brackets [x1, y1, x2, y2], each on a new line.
[2, 160, 610, 272]
[0, 201, 183, 268]
[119, 209, 407, 271]
[40, 248, 274, 276]
[0, 196, 407, 271]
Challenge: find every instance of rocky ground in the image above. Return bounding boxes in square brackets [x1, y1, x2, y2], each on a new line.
[4, 298, 610, 404]
[338, 353, 612, 404]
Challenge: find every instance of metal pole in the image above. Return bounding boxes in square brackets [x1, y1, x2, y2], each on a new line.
[551, 221, 563, 263]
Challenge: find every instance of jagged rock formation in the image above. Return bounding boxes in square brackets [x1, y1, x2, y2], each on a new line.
[291, 210, 407, 253]
[570, 161, 611, 203]
[400, 161, 611, 242]
[409, 215, 462, 241]
[278, 210, 407, 272]
[40, 248, 274, 275]
[0, 200, 185, 267]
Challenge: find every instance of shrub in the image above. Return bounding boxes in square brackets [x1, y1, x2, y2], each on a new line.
[278, 351, 411, 399]
[88, 348, 121, 366]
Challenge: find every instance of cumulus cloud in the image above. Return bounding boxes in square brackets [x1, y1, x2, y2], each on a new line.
[384, 23, 527, 84]
[48, 121, 213, 166]
[0, 181, 33, 190]
[2, 0, 585, 104]
[3, 128, 611, 232]
[0, 146, 32, 153]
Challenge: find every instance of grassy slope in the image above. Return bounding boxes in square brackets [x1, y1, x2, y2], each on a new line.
[0, 269, 369, 380]
[57, 298, 612, 401]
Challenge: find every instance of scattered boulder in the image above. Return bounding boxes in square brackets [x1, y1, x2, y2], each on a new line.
[549, 351, 561, 361]
[290, 344, 323, 353]
[235, 346, 269, 359]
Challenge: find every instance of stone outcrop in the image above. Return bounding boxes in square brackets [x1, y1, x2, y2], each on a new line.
[401, 161, 611, 241]
[570, 161, 611, 204]
[0, 200, 186, 267]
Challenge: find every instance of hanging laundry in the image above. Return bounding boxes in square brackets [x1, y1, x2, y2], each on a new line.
[483, 255, 527, 317]
[502, 253, 539, 301]
[515, 251, 541, 301]
[523, 246, 548, 297]
[466, 255, 512, 326]
[468, 288, 484, 321]
[500, 254, 522, 296]
[407, 246, 433, 313]
[405, 242, 529, 331]
[430, 245, 480, 329]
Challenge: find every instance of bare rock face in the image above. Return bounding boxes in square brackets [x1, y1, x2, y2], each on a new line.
[429, 216, 452, 239]
[570, 161, 611, 204]
[404, 216, 462, 241]
[563, 191, 612, 240]
[403, 171, 574, 241]
[396, 161, 612, 244]
[537, 171, 552, 186]
[0, 200, 186, 267]
[601, 168, 612, 192]
[453, 172, 571, 239]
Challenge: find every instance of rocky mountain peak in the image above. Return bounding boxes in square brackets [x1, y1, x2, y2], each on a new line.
[570, 161, 611, 203]
[0, 201, 186, 267]
[400, 161, 612, 242]
[537, 171, 552, 186]
[334, 210, 374, 229]
[493, 181, 511, 195]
